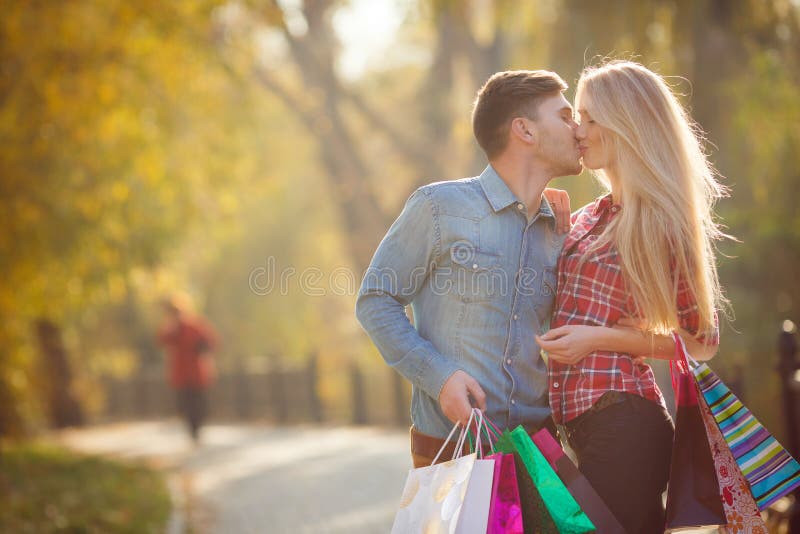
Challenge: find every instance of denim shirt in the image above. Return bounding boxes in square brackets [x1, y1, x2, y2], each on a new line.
[356, 165, 565, 438]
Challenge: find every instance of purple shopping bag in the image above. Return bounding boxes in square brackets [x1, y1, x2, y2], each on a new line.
[485, 452, 524, 534]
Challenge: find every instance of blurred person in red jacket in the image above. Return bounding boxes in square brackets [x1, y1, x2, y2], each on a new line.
[157, 294, 218, 443]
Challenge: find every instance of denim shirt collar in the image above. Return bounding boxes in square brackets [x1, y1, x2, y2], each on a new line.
[479, 164, 556, 219]
[479, 164, 518, 212]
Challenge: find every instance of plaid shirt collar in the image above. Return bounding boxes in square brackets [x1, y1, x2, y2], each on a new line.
[563, 194, 620, 253]
[591, 193, 621, 216]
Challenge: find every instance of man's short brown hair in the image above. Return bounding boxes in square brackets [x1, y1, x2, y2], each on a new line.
[472, 70, 568, 159]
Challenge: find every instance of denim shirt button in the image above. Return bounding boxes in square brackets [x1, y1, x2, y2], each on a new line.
[506, 359, 512, 364]
[472, 263, 478, 270]
[511, 399, 516, 404]
[512, 314, 518, 320]
[517, 203, 524, 210]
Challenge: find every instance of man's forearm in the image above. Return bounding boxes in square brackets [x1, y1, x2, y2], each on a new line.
[355, 291, 460, 399]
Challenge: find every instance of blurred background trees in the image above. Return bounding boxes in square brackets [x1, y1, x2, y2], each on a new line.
[1, 0, 797, 437]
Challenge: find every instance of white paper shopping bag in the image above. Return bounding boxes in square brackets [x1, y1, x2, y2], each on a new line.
[392, 452, 479, 533]
[392, 409, 495, 534]
[455, 457, 495, 533]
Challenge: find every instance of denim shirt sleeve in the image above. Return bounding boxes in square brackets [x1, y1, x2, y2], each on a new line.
[355, 188, 461, 400]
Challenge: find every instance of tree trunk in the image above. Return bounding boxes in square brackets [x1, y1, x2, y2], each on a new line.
[34, 319, 84, 428]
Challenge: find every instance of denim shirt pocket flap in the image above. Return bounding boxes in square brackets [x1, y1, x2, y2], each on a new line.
[450, 249, 503, 302]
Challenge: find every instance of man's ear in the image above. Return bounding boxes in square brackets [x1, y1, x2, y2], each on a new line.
[510, 117, 535, 144]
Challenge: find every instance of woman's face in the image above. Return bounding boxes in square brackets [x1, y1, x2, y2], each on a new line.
[575, 93, 614, 171]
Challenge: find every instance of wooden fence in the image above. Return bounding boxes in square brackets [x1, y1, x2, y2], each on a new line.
[99, 357, 411, 427]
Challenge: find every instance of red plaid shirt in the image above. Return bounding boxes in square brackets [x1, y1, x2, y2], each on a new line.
[548, 194, 719, 424]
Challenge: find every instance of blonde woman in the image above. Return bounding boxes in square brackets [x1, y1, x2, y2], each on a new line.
[536, 60, 725, 533]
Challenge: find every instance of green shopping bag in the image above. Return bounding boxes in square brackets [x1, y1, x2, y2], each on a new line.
[510, 450, 559, 534]
[496, 426, 595, 534]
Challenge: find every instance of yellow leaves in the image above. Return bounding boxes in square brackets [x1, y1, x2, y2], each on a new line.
[14, 198, 45, 226]
[96, 107, 137, 147]
[67, 278, 83, 298]
[107, 274, 128, 304]
[218, 191, 239, 216]
[98, 82, 118, 105]
[134, 150, 165, 186]
[110, 182, 129, 203]
[75, 195, 102, 222]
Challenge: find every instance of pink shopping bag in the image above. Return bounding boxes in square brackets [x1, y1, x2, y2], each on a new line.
[485, 452, 524, 534]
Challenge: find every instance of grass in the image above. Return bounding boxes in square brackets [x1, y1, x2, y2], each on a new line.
[0, 442, 171, 533]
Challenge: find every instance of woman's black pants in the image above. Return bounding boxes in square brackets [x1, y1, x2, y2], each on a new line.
[565, 392, 675, 534]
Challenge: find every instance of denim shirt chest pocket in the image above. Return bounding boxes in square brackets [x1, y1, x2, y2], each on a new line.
[437, 215, 503, 303]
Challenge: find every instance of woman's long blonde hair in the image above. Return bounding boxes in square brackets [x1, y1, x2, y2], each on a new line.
[576, 60, 727, 337]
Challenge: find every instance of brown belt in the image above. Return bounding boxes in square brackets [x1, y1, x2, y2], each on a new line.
[411, 417, 558, 465]
[410, 426, 472, 463]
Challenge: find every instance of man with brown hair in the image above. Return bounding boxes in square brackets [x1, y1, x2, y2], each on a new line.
[356, 70, 581, 467]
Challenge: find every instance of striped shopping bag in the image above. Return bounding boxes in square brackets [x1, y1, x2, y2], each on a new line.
[692, 362, 800, 510]
[696, 378, 767, 533]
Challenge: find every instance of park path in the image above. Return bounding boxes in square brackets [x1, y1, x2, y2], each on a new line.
[55, 421, 728, 534]
[55, 421, 411, 533]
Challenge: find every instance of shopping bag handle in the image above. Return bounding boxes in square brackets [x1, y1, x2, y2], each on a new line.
[466, 409, 487, 458]
[480, 411, 504, 440]
[671, 331, 701, 376]
[671, 332, 700, 371]
[670, 332, 702, 406]
[431, 418, 463, 466]
[677, 334, 700, 368]
[476, 409, 495, 453]
[469, 408, 496, 457]
[431, 409, 477, 465]
[453, 409, 478, 460]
